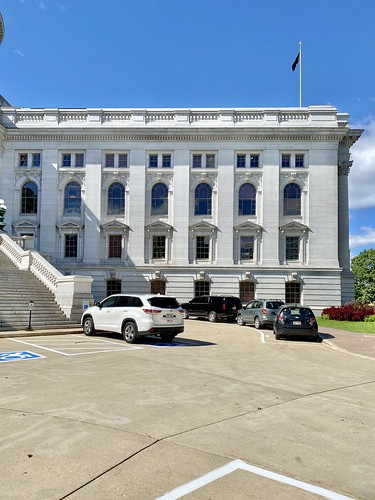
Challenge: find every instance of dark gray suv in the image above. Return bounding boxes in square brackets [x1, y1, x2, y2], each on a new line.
[181, 295, 242, 322]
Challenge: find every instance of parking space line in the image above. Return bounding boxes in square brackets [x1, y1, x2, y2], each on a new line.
[157, 459, 354, 500]
[8, 338, 142, 356]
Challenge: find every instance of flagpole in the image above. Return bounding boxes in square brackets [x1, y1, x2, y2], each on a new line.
[299, 41, 302, 107]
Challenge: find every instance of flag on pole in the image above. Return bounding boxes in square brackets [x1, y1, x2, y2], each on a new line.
[292, 53, 300, 71]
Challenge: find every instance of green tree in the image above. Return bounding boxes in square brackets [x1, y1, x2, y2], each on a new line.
[351, 249, 375, 304]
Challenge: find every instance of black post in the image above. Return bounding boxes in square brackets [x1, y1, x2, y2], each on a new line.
[28, 301, 34, 331]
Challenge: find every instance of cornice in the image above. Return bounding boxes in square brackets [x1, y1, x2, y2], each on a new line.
[3, 132, 346, 142]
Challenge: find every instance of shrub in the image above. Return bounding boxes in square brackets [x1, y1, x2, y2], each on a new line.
[364, 315, 375, 323]
[322, 302, 375, 321]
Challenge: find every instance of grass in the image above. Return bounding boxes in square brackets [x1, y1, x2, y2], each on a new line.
[317, 316, 375, 334]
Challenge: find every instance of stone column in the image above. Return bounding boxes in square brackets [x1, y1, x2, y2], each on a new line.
[337, 160, 351, 271]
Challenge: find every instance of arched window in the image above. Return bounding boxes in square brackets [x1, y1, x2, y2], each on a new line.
[284, 183, 301, 215]
[195, 183, 212, 215]
[238, 183, 256, 216]
[108, 182, 125, 215]
[64, 182, 81, 214]
[21, 181, 38, 214]
[151, 183, 168, 215]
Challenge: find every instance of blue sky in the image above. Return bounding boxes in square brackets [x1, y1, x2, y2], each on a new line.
[1, 0, 374, 257]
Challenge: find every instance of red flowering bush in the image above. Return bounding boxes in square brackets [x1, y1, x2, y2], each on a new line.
[322, 302, 375, 321]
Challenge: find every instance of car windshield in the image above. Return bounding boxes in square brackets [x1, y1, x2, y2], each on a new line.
[266, 301, 284, 309]
[148, 297, 180, 309]
[283, 307, 314, 318]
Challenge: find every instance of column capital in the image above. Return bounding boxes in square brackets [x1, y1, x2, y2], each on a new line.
[338, 160, 352, 176]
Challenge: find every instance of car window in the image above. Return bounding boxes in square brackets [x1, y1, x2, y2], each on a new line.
[101, 296, 118, 308]
[225, 297, 242, 307]
[255, 301, 262, 308]
[128, 297, 143, 307]
[210, 297, 222, 305]
[148, 297, 180, 309]
[116, 296, 131, 307]
[266, 301, 284, 309]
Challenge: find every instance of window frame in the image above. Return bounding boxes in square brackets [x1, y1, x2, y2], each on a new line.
[21, 181, 38, 214]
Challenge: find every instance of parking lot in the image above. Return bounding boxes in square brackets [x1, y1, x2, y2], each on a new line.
[1, 320, 374, 499]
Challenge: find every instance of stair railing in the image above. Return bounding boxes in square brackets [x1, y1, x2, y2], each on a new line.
[0, 232, 93, 321]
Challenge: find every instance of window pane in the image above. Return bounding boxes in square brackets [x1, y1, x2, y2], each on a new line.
[109, 235, 122, 258]
[21, 182, 38, 214]
[285, 282, 301, 303]
[286, 236, 299, 260]
[19, 154, 28, 167]
[192, 154, 202, 168]
[239, 183, 256, 216]
[32, 153, 41, 167]
[239, 281, 255, 302]
[250, 154, 259, 168]
[283, 183, 301, 215]
[195, 183, 212, 215]
[108, 183, 125, 214]
[62, 154, 71, 167]
[206, 154, 215, 168]
[240, 236, 254, 260]
[152, 236, 166, 259]
[194, 280, 210, 296]
[236, 154, 246, 168]
[149, 154, 158, 168]
[162, 154, 171, 168]
[151, 183, 168, 215]
[295, 154, 304, 168]
[282, 154, 291, 168]
[107, 279, 121, 296]
[65, 234, 78, 258]
[64, 182, 81, 214]
[105, 154, 115, 167]
[118, 154, 128, 168]
[75, 153, 84, 167]
[196, 236, 209, 259]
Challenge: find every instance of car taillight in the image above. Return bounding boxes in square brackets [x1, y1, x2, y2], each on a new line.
[178, 309, 184, 314]
[309, 318, 316, 325]
[223, 303, 226, 311]
[261, 308, 267, 314]
[142, 309, 162, 315]
[277, 314, 284, 324]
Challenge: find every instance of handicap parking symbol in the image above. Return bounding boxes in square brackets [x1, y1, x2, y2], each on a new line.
[0, 351, 45, 363]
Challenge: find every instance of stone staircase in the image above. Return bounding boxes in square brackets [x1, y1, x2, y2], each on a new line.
[0, 250, 80, 331]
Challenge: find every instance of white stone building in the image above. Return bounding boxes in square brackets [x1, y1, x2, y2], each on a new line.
[0, 104, 362, 311]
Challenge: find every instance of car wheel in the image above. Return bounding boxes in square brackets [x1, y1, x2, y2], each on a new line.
[160, 334, 175, 342]
[254, 316, 261, 329]
[237, 315, 246, 326]
[122, 321, 138, 344]
[275, 332, 282, 340]
[208, 311, 217, 322]
[83, 316, 95, 336]
[182, 310, 189, 319]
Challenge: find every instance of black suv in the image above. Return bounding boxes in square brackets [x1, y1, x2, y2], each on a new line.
[181, 295, 242, 322]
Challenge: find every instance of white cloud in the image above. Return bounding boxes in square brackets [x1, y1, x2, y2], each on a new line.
[13, 49, 25, 58]
[349, 118, 375, 209]
[349, 226, 375, 249]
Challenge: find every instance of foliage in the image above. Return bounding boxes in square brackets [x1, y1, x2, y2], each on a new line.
[322, 302, 375, 321]
[364, 314, 375, 322]
[351, 249, 375, 304]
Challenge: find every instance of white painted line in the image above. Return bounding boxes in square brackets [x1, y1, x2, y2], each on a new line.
[157, 459, 354, 500]
[9, 338, 142, 356]
[259, 331, 265, 343]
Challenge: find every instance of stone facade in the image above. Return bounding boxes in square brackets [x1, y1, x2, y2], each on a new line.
[0, 105, 362, 312]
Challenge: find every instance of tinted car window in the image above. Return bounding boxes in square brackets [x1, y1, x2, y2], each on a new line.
[225, 297, 242, 307]
[116, 296, 131, 307]
[148, 297, 180, 309]
[129, 297, 143, 307]
[101, 296, 118, 308]
[266, 301, 284, 309]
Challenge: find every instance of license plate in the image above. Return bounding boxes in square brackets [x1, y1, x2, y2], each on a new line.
[164, 314, 174, 318]
[293, 321, 301, 325]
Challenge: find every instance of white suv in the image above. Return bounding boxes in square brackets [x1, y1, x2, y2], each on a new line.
[81, 294, 184, 343]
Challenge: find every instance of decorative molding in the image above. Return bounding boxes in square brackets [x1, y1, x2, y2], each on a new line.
[338, 160, 352, 176]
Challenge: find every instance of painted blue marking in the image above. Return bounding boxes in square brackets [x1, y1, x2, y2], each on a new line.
[0, 351, 45, 362]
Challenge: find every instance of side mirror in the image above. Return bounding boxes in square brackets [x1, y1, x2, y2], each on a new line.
[95, 302, 102, 309]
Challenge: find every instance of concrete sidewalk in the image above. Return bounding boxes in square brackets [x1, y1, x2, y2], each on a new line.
[0, 324, 374, 359]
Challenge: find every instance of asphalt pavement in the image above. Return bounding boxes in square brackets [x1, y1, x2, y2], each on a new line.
[1, 324, 374, 359]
